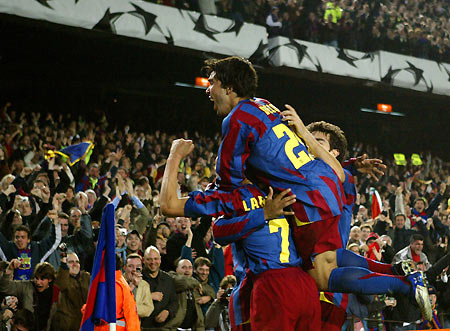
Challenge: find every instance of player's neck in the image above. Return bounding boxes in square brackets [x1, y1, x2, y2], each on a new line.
[231, 96, 251, 109]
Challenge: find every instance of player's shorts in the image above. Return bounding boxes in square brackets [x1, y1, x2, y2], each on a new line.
[290, 214, 343, 270]
[320, 300, 347, 331]
[250, 267, 321, 331]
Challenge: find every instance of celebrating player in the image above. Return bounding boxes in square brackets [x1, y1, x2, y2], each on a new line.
[160, 56, 432, 322]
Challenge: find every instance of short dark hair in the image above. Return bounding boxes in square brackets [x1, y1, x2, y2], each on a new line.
[360, 224, 372, 231]
[202, 56, 258, 98]
[116, 254, 123, 270]
[410, 233, 424, 244]
[33, 262, 55, 281]
[58, 212, 69, 220]
[306, 121, 348, 163]
[14, 225, 31, 238]
[194, 257, 211, 270]
[12, 309, 34, 330]
[126, 253, 142, 264]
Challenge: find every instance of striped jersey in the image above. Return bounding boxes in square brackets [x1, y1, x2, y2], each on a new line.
[185, 184, 302, 274]
[216, 97, 344, 224]
[185, 184, 302, 328]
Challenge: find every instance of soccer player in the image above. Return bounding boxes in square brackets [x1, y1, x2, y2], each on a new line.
[162, 143, 320, 330]
[161, 56, 432, 321]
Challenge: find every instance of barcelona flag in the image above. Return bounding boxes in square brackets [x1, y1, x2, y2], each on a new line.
[80, 203, 116, 330]
[45, 141, 94, 166]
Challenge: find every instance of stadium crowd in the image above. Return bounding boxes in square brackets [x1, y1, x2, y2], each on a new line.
[0, 99, 449, 331]
[152, 0, 450, 62]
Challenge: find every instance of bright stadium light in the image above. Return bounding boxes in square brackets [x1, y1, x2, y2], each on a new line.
[360, 107, 405, 117]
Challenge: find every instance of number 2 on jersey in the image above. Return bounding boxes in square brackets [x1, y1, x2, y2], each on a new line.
[273, 123, 312, 169]
[269, 218, 290, 263]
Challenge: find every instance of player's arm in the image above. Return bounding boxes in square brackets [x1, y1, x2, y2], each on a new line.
[160, 139, 192, 217]
[213, 188, 295, 245]
[281, 104, 345, 183]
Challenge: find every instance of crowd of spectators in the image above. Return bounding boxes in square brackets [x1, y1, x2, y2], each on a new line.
[150, 0, 450, 62]
[0, 98, 449, 330]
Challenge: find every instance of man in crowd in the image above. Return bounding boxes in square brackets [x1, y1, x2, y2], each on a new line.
[193, 257, 216, 316]
[164, 259, 205, 329]
[0, 260, 59, 330]
[388, 214, 415, 253]
[141, 246, 178, 330]
[5, 309, 34, 331]
[166, 217, 190, 270]
[393, 233, 432, 269]
[0, 221, 61, 280]
[126, 230, 144, 257]
[52, 252, 90, 331]
[123, 253, 154, 318]
[94, 254, 140, 331]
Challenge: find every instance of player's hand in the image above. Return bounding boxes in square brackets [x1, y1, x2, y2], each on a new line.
[170, 139, 194, 159]
[354, 154, 386, 181]
[263, 187, 296, 220]
[281, 104, 306, 135]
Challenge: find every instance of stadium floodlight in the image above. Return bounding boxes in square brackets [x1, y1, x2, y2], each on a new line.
[174, 82, 207, 90]
[360, 108, 405, 117]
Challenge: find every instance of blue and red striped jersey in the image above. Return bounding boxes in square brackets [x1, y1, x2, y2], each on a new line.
[216, 97, 344, 224]
[185, 184, 302, 274]
[185, 184, 302, 328]
[338, 169, 357, 247]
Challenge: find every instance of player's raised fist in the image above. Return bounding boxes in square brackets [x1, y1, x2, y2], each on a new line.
[170, 139, 194, 159]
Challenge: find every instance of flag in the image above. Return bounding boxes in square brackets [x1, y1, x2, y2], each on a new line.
[45, 141, 94, 166]
[411, 153, 423, 166]
[393, 153, 407, 166]
[370, 187, 382, 219]
[80, 203, 116, 330]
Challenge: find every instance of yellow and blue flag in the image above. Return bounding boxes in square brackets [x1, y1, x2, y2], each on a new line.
[45, 141, 94, 166]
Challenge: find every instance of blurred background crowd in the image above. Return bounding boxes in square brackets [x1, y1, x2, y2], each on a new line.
[151, 0, 450, 62]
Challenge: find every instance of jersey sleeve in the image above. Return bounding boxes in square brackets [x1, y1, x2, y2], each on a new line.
[212, 209, 266, 246]
[343, 169, 356, 207]
[184, 189, 235, 219]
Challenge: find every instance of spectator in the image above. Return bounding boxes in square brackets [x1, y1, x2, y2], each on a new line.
[198, 0, 217, 15]
[393, 233, 432, 270]
[347, 225, 361, 246]
[126, 230, 143, 257]
[51, 252, 90, 331]
[123, 253, 154, 319]
[1, 308, 34, 331]
[115, 225, 127, 263]
[388, 214, 415, 253]
[165, 259, 204, 330]
[141, 246, 178, 330]
[0, 222, 61, 280]
[266, 6, 283, 38]
[193, 257, 216, 316]
[204, 275, 236, 331]
[33, 194, 94, 270]
[93, 254, 140, 331]
[0, 261, 58, 331]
